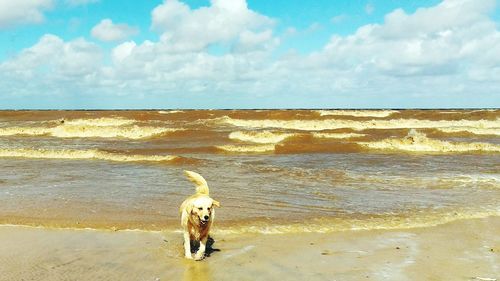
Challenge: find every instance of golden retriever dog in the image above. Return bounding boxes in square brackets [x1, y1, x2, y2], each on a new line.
[180, 170, 220, 260]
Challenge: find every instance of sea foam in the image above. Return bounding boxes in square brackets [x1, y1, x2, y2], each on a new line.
[359, 130, 500, 153]
[313, 132, 366, 139]
[60, 117, 136, 126]
[216, 144, 276, 153]
[213, 209, 500, 234]
[0, 123, 178, 139]
[229, 131, 294, 144]
[436, 127, 500, 136]
[0, 148, 178, 162]
[315, 110, 398, 118]
[219, 116, 500, 132]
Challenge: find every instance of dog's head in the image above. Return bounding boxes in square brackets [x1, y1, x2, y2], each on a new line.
[188, 196, 220, 225]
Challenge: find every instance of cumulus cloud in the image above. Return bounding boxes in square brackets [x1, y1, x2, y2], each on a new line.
[91, 19, 139, 42]
[1, 0, 500, 108]
[150, 0, 275, 52]
[320, 0, 499, 78]
[0, 0, 53, 29]
[1, 34, 102, 94]
[233, 29, 279, 53]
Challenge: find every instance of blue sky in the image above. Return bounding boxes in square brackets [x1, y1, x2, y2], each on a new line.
[0, 0, 499, 109]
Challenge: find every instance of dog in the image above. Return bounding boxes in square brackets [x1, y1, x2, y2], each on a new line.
[180, 170, 220, 260]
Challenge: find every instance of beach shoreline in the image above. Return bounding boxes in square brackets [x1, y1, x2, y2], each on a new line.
[1, 216, 499, 281]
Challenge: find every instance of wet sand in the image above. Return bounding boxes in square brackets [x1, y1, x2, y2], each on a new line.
[0, 217, 498, 281]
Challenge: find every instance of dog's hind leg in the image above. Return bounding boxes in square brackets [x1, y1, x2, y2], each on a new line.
[183, 232, 193, 259]
[194, 237, 207, 261]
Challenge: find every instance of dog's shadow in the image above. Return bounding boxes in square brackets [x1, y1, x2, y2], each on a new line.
[190, 236, 221, 257]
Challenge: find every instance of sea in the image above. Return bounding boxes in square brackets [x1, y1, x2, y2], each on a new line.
[0, 109, 499, 234]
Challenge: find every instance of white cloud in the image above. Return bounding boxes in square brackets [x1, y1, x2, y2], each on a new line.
[319, 0, 499, 78]
[1, 0, 500, 108]
[91, 19, 139, 42]
[0, 0, 53, 29]
[233, 29, 279, 53]
[111, 41, 137, 63]
[151, 0, 275, 52]
[1, 34, 102, 83]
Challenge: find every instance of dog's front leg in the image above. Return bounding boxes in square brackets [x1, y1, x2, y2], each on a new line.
[183, 231, 193, 259]
[194, 236, 207, 261]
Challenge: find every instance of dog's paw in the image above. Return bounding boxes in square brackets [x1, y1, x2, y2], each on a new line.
[194, 253, 205, 261]
[184, 254, 193, 260]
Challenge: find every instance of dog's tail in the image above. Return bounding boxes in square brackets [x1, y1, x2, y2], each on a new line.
[184, 170, 209, 195]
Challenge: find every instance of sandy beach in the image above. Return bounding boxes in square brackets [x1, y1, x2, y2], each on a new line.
[0, 217, 498, 281]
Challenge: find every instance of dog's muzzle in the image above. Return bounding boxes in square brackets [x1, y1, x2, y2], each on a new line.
[200, 215, 210, 224]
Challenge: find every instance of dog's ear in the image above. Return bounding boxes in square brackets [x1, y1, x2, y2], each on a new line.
[186, 202, 195, 214]
[212, 200, 220, 208]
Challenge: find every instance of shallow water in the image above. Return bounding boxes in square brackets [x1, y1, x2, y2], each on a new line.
[0, 109, 499, 233]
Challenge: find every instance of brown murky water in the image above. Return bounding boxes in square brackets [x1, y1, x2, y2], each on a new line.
[0, 109, 499, 233]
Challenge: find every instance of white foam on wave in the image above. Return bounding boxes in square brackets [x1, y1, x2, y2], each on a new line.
[0, 148, 178, 162]
[49, 125, 177, 139]
[61, 117, 136, 126]
[316, 110, 398, 118]
[158, 110, 184, 114]
[313, 132, 366, 139]
[359, 130, 500, 153]
[220, 116, 500, 132]
[0, 124, 178, 139]
[436, 127, 500, 136]
[216, 144, 276, 153]
[229, 131, 294, 144]
[447, 175, 500, 188]
[213, 209, 500, 234]
[350, 173, 500, 189]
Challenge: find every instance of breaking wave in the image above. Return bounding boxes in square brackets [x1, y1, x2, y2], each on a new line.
[359, 130, 500, 153]
[59, 117, 136, 127]
[436, 127, 500, 136]
[216, 144, 276, 153]
[0, 148, 179, 163]
[229, 131, 365, 144]
[158, 110, 184, 114]
[349, 173, 500, 190]
[219, 116, 500, 132]
[313, 132, 366, 139]
[315, 110, 398, 118]
[221, 130, 499, 154]
[0, 124, 178, 139]
[212, 209, 500, 234]
[229, 131, 295, 144]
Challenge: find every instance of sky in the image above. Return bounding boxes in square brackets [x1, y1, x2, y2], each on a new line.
[0, 0, 499, 109]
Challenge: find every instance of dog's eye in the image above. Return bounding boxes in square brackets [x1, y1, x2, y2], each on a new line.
[207, 207, 211, 211]
[198, 207, 203, 211]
